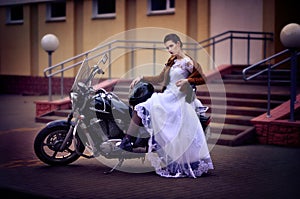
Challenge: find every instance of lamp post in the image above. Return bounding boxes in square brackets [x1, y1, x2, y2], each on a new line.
[280, 23, 300, 122]
[41, 34, 59, 101]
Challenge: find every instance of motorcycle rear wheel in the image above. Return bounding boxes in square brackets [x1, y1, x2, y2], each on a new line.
[34, 125, 85, 166]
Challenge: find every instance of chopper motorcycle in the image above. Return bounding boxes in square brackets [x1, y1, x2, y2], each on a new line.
[34, 54, 210, 174]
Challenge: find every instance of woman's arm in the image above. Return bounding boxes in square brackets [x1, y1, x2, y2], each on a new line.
[144, 55, 176, 84]
[142, 66, 167, 84]
[130, 64, 168, 88]
[187, 57, 206, 85]
[187, 63, 205, 85]
[130, 55, 175, 88]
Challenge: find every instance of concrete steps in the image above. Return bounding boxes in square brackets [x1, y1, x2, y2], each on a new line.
[35, 64, 292, 146]
[35, 109, 71, 123]
[196, 64, 291, 146]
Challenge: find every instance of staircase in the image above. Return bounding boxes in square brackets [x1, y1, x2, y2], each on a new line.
[200, 64, 291, 146]
[35, 64, 292, 146]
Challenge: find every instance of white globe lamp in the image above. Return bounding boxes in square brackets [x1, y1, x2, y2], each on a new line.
[280, 23, 300, 49]
[41, 34, 59, 101]
[41, 34, 59, 52]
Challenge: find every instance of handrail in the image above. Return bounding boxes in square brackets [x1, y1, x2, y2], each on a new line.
[242, 49, 290, 80]
[201, 30, 273, 40]
[44, 39, 200, 77]
[43, 30, 273, 101]
[199, 30, 273, 65]
[242, 49, 299, 121]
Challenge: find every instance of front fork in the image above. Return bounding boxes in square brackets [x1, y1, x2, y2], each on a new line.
[58, 113, 94, 158]
[58, 113, 76, 152]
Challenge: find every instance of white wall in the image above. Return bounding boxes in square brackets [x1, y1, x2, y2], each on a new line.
[210, 0, 263, 67]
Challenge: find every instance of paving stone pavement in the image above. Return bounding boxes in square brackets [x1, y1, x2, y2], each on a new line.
[0, 94, 300, 199]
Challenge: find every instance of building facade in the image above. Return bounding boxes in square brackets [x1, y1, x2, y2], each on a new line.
[0, 0, 298, 79]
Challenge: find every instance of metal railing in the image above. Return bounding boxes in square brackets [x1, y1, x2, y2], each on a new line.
[43, 30, 274, 101]
[199, 30, 273, 65]
[243, 49, 299, 122]
[43, 39, 199, 100]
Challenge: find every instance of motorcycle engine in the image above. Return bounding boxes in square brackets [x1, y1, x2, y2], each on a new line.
[99, 139, 122, 155]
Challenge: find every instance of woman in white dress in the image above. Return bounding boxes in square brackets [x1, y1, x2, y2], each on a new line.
[124, 33, 214, 178]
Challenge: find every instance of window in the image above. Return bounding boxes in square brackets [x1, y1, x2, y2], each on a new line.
[6, 5, 24, 24]
[148, 0, 175, 15]
[46, 1, 66, 22]
[92, 0, 116, 19]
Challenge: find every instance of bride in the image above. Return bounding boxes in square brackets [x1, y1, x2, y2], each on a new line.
[124, 33, 214, 178]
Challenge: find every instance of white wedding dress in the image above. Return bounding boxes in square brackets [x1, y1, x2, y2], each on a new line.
[135, 57, 214, 178]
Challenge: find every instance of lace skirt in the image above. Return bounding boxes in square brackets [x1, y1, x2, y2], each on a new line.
[135, 89, 214, 178]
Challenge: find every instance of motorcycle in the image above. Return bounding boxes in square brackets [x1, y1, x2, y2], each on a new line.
[34, 54, 210, 174]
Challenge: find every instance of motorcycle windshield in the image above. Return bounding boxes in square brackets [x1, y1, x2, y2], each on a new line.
[71, 58, 92, 93]
[71, 55, 106, 93]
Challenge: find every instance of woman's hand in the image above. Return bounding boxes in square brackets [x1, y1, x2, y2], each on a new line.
[176, 79, 189, 92]
[130, 76, 143, 89]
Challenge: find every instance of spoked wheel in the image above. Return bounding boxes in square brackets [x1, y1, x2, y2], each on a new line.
[34, 125, 85, 166]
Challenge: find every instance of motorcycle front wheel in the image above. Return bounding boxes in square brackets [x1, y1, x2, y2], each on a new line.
[34, 124, 85, 166]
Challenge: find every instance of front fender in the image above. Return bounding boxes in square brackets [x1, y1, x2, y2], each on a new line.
[45, 120, 74, 129]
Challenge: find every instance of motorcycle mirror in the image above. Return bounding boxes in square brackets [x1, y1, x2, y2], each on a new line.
[97, 54, 108, 66]
[101, 54, 108, 64]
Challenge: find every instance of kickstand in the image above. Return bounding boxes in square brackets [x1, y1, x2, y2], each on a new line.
[104, 158, 125, 174]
